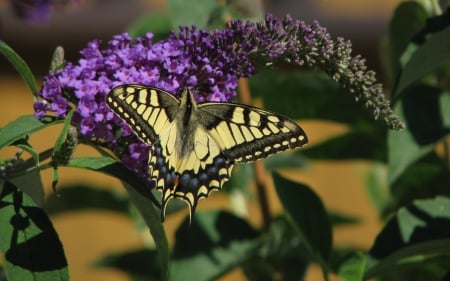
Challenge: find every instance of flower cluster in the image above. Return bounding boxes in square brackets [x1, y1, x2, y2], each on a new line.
[35, 13, 404, 182]
[35, 27, 255, 179]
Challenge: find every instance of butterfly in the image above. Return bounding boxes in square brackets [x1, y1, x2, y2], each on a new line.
[106, 84, 308, 221]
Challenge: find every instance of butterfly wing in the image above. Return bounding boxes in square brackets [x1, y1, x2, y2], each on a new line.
[197, 102, 308, 162]
[106, 84, 180, 144]
[107, 85, 234, 221]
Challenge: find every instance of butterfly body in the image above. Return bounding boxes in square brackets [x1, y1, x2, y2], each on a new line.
[106, 85, 307, 221]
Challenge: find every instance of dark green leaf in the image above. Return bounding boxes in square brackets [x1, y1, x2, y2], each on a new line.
[167, 0, 222, 29]
[127, 14, 172, 42]
[388, 85, 450, 183]
[301, 127, 386, 161]
[0, 40, 37, 96]
[249, 71, 374, 125]
[0, 181, 68, 281]
[241, 258, 276, 281]
[272, 173, 332, 263]
[44, 184, 129, 215]
[388, 2, 427, 76]
[259, 216, 308, 279]
[9, 168, 45, 207]
[0, 115, 62, 149]
[337, 251, 365, 281]
[393, 11, 450, 99]
[368, 196, 450, 278]
[171, 210, 260, 281]
[328, 210, 360, 226]
[263, 152, 308, 170]
[389, 157, 449, 213]
[96, 248, 161, 281]
[122, 182, 169, 281]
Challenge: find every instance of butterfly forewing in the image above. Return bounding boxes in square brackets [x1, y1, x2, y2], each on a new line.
[106, 84, 180, 143]
[107, 85, 308, 222]
[197, 103, 308, 162]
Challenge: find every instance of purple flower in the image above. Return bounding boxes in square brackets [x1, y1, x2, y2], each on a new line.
[35, 13, 403, 186]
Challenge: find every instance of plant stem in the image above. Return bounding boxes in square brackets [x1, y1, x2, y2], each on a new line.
[238, 78, 272, 229]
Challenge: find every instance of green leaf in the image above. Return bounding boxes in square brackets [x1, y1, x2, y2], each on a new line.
[0, 41, 38, 96]
[44, 184, 130, 215]
[0, 181, 68, 281]
[389, 157, 448, 212]
[124, 182, 169, 281]
[388, 85, 450, 183]
[337, 251, 366, 281]
[272, 173, 332, 263]
[127, 14, 172, 42]
[364, 162, 390, 214]
[53, 109, 74, 155]
[96, 248, 161, 281]
[301, 127, 386, 161]
[388, 2, 427, 76]
[368, 196, 450, 278]
[259, 216, 309, 279]
[0, 115, 62, 149]
[9, 168, 45, 207]
[393, 11, 450, 99]
[263, 152, 308, 170]
[367, 196, 450, 279]
[167, 0, 222, 29]
[170, 210, 260, 281]
[16, 142, 40, 169]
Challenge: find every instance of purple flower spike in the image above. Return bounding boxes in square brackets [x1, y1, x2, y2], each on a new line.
[35, 13, 403, 185]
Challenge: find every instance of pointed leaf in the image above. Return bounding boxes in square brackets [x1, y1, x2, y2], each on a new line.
[0, 181, 68, 281]
[393, 10, 450, 98]
[388, 2, 427, 76]
[171, 210, 260, 281]
[9, 168, 45, 208]
[367, 195, 450, 279]
[0, 115, 61, 149]
[337, 251, 366, 281]
[0, 40, 37, 96]
[273, 173, 332, 262]
[388, 85, 450, 183]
